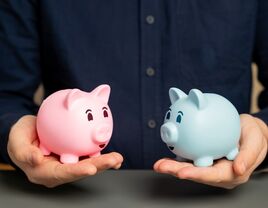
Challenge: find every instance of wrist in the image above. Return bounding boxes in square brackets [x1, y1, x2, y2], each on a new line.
[254, 116, 268, 143]
[253, 116, 268, 171]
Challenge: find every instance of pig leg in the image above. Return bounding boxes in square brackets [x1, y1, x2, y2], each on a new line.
[90, 152, 101, 158]
[39, 144, 51, 155]
[60, 154, 79, 164]
[226, 147, 239, 161]
[194, 156, 213, 167]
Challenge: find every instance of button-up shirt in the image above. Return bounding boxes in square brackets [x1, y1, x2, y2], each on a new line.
[0, 0, 268, 168]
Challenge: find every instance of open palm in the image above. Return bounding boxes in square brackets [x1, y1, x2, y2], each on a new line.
[154, 114, 268, 189]
[8, 115, 123, 187]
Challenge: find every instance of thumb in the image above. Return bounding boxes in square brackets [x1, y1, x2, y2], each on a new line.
[233, 117, 263, 176]
[8, 115, 43, 166]
[26, 147, 43, 166]
[10, 144, 43, 167]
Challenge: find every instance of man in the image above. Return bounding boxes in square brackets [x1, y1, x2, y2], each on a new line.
[0, 0, 268, 188]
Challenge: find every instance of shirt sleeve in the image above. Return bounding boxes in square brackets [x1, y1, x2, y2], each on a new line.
[254, 0, 268, 121]
[0, 0, 41, 163]
[253, 0, 268, 170]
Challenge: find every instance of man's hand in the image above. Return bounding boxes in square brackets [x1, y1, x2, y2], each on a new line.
[154, 114, 268, 189]
[8, 115, 123, 188]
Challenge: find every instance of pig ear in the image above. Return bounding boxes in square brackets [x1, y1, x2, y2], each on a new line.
[91, 84, 111, 103]
[65, 89, 83, 110]
[188, 89, 207, 110]
[169, 88, 187, 104]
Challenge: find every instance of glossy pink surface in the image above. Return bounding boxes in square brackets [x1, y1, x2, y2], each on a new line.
[36, 85, 113, 164]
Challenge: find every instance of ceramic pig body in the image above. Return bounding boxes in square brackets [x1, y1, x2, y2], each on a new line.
[36, 85, 113, 164]
[160, 88, 240, 167]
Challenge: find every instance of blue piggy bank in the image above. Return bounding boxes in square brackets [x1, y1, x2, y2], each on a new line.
[160, 88, 241, 167]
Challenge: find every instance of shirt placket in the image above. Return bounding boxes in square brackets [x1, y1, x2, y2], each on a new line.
[140, 0, 161, 168]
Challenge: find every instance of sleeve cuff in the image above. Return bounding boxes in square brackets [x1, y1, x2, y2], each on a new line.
[253, 108, 268, 124]
[0, 113, 26, 166]
[252, 110, 268, 170]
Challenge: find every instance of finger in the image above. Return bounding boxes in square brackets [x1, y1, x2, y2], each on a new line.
[176, 160, 235, 184]
[88, 152, 123, 172]
[28, 152, 123, 187]
[248, 142, 268, 174]
[25, 156, 97, 187]
[54, 152, 123, 178]
[114, 162, 122, 169]
[57, 162, 97, 178]
[50, 153, 123, 184]
[234, 123, 264, 176]
[42, 162, 97, 187]
[153, 158, 172, 170]
[154, 158, 193, 177]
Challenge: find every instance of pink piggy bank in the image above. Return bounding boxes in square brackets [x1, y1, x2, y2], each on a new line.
[36, 84, 113, 164]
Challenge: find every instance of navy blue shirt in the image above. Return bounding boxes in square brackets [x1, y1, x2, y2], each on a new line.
[0, 0, 268, 169]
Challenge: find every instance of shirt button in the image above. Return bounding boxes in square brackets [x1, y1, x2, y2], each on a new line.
[146, 15, 155, 24]
[148, 119, 157, 129]
[146, 67, 155, 77]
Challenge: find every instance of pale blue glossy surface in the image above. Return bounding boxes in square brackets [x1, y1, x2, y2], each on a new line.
[160, 88, 241, 167]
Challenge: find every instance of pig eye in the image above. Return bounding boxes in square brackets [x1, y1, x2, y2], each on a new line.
[103, 110, 108, 118]
[87, 112, 93, 121]
[86, 109, 93, 121]
[166, 111, 171, 120]
[176, 114, 182, 123]
[102, 107, 109, 118]
[176, 111, 183, 123]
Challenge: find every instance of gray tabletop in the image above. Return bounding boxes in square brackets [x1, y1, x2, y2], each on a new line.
[0, 170, 267, 208]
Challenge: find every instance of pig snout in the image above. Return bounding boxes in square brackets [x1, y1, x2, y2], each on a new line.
[93, 124, 112, 144]
[160, 122, 179, 144]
